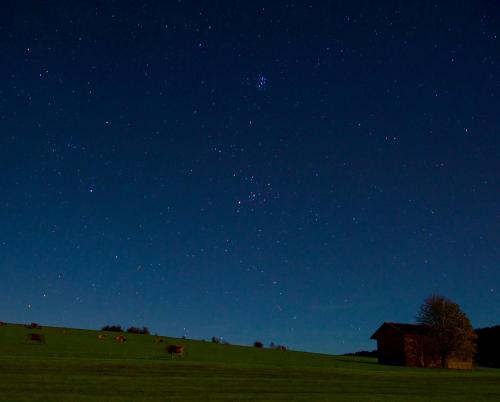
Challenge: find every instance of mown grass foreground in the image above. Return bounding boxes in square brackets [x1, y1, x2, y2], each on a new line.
[0, 323, 499, 401]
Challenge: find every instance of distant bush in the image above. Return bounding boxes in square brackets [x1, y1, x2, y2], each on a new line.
[127, 326, 150, 335]
[253, 341, 263, 348]
[209, 336, 229, 345]
[101, 325, 123, 332]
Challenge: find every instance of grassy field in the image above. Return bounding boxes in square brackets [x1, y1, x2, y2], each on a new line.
[0, 323, 499, 401]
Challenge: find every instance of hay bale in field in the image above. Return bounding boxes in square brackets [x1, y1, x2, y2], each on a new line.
[166, 344, 184, 358]
[115, 335, 126, 343]
[26, 333, 45, 344]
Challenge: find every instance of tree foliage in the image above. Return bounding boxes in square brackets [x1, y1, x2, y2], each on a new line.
[417, 295, 476, 368]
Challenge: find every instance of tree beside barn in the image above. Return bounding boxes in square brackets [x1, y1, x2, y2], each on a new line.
[417, 295, 476, 368]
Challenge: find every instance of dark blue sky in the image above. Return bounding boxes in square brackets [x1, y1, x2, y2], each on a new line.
[1, 1, 499, 353]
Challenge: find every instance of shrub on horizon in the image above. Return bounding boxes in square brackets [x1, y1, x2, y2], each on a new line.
[126, 326, 150, 335]
[101, 325, 123, 332]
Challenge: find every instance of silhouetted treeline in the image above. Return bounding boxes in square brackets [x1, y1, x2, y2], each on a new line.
[101, 325, 151, 334]
[127, 326, 150, 335]
[475, 326, 500, 368]
[344, 350, 378, 358]
[269, 342, 288, 351]
[101, 325, 123, 332]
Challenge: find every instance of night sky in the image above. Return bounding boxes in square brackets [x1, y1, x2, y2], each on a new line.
[1, 1, 499, 354]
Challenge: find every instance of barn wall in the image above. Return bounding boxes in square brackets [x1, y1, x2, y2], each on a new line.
[403, 334, 472, 369]
[376, 328, 405, 366]
[403, 334, 424, 367]
[403, 334, 441, 368]
[422, 336, 441, 368]
[447, 359, 474, 370]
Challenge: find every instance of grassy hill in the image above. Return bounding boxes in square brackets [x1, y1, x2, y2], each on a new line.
[0, 323, 499, 401]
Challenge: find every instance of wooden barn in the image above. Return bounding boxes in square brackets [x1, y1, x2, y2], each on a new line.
[370, 322, 473, 369]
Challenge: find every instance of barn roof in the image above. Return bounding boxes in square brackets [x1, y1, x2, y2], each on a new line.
[370, 322, 431, 339]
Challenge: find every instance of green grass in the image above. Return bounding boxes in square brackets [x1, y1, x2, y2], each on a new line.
[0, 323, 499, 401]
